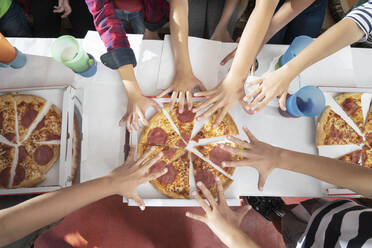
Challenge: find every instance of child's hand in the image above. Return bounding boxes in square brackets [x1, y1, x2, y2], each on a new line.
[193, 73, 245, 127]
[242, 65, 295, 114]
[119, 92, 161, 132]
[220, 126, 282, 191]
[53, 0, 72, 18]
[107, 146, 167, 210]
[157, 71, 205, 113]
[186, 179, 251, 247]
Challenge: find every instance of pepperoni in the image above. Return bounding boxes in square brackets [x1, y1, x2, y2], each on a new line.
[191, 152, 198, 162]
[176, 108, 195, 123]
[366, 133, 372, 147]
[4, 133, 15, 142]
[0, 112, 3, 130]
[195, 169, 215, 189]
[176, 138, 187, 148]
[34, 145, 53, 165]
[36, 118, 45, 130]
[18, 146, 28, 164]
[148, 128, 167, 145]
[192, 133, 202, 142]
[181, 132, 191, 143]
[157, 164, 177, 185]
[330, 125, 343, 141]
[46, 133, 60, 140]
[163, 148, 177, 160]
[209, 146, 232, 166]
[351, 151, 361, 164]
[0, 167, 10, 187]
[342, 98, 359, 116]
[13, 164, 25, 186]
[21, 109, 38, 128]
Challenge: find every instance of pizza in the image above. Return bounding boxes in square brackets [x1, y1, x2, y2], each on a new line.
[0, 94, 64, 189]
[362, 146, 372, 168]
[338, 150, 361, 165]
[365, 103, 372, 147]
[335, 93, 364, 132]
[137, 103, 239, 199]
[316, 106, 363, 146]
[193, 111, 238, 142]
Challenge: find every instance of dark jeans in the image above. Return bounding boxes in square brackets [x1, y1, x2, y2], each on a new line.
[115, 9, 145, 34]
[30, 0, 95, 38]
[0, 0, 31, 37]
[268, 0, 327, 44]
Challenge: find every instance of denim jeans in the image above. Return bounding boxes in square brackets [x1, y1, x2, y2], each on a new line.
[268, 0, 327, 44]
[0, 0, 31, 37]
[114, 9, 146, 34]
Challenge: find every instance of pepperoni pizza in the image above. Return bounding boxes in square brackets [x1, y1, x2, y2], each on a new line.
[338, 150, 362, 165]
[335, 93, 364, 132]
[138, 104, 239, 199]
[0, 94, 62, 188]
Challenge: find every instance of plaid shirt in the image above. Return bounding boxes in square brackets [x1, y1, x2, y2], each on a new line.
[85, 0, 169, 69]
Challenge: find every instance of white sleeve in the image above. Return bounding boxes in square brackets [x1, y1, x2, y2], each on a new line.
[344, 0, 372, 42]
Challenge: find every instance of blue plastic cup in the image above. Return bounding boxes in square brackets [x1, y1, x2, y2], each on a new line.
[280, 35, 313, 67]
[286, 86, 325, 117]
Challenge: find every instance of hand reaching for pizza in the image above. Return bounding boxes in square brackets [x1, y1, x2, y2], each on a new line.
[220, 126, 282, 191]
[157, 71, 205, 113]
[242, 65, 296, 114]
[119, 93, 161, 132]
[193, 74, 245, 128]
[107, 146, 167, 211]
[186, 180, 252, 248]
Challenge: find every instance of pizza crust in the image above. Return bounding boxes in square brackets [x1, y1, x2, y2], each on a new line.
[316, 106, 331, 146]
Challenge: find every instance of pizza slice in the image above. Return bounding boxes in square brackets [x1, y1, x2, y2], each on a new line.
[148, 152, 190, 199]
[138, 111, 185, 148]
[194, 143, 239, 176]
[364, 103, 372, 147]
[137, 144, 186, 164]
[15, 95, 47, 142]
[362, 146, 372, 168]
[0, 144, 15, 188]
[164, 103, 196, 143]
[192, 152, 233, 198]
[335, 93, 364, 132]
[28, 104, 62, 142]
[192, 111, 238, 142]
[338, 150, 362, 166]
[22, 142, 60, 175]
[316, 106, 363, 146]
[0, 94, 17, 143]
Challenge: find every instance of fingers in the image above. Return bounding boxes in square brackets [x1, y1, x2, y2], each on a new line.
[157, 87, 172, 98]
[131, 192, 146, 211]
[133, 113, 140, 131]
[152, 101, 162, 113]
[138, 110, 148, 127]
[146, 166, 168, 181]
[220, 49, 236, 65]
[170, 91, 178, 109]
[279, 92, 288, 111]
[185, 212, 207, 223]
[127, 146, 136, 163]
[193, 94, 219, 113]
[192, 190, 211, 213]
[178, 91, 185, 114]
[226, 135, 251, 149]
[216, 177, 226, 205]
[252, 97, 271, 113]
[119, 112, 128, 126]
[61, 8, 71, 18]
[258, 173, 268, 191]
[136, 147, 156, 166]
[243, 84, 261, 103]
[141, 151, 163, 170]
[197, 181, 217, 208]
[220, 144, 247, 158]
[249, 92, 265, 106]
[222, 160, 251, 167]
[212, 107, 228, 128]
[236, 204, 251, 220]
[243, 126, 257, 143]
[126, 114, 132, 132]
[194, 88, 216, 98]
[186, 91, 192, 110]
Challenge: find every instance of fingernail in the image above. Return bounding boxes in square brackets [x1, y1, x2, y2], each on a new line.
[222, 162, 226, 167]
[140, 205, 145, 211]
[197, 181, 202, 187]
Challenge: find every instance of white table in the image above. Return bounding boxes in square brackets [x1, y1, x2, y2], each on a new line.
[2, 33, 372, 200]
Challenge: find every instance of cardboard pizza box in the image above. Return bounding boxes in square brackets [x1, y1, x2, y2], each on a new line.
[315, 86, 372, 198]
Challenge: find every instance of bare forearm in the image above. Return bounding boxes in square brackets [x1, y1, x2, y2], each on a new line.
[223, 227, 259, 248]
[285, 18, 365, 76]
[263, 0, 315, 43]
[230, 0, 278, 80]
[170, 0, 192, 72]
[280, 149, 372, 198]
[0, 176, 113, 246]
[118, 64, 142, 95]
[216, 0, 239, 29]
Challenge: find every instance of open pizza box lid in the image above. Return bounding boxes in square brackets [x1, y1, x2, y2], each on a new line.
[0, 55, 83, 195]
[315, 86, 372, 198]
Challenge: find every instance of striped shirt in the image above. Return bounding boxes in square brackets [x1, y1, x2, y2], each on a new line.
[345, 0, 372, 44]
[297, 200, 372, 248]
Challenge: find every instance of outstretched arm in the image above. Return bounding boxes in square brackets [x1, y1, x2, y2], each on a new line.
[0, 147, 166, 246]
[222, 127, 372, 198]
[211, 0, 240, 42]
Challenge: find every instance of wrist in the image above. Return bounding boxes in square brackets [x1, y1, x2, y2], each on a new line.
[225, 72, 246, 88]
[277, 149, 293, 170]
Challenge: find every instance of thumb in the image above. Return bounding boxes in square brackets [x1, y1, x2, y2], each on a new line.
[279, 92, 288, 111]
[237, 204, 251, 219]
[130, 192, 146, 211]
[220, 49, 236, 65]
[258, 173, 268, 192]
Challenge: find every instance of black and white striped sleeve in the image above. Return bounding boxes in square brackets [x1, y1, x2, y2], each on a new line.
[344, 0, 372, 43]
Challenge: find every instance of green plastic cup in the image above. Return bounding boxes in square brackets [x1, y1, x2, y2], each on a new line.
[51, 35, 90, 73]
